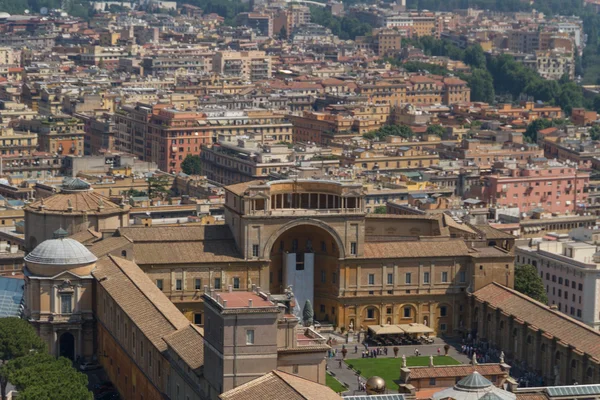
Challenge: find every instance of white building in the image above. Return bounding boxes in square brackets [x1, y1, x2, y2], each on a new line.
[516, 234, 600, 331]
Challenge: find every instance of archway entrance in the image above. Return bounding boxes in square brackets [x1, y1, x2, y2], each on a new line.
[268, 223, 341, 323]
[59, 332, 75, 360]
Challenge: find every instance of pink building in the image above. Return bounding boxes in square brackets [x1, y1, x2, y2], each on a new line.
[469, 162, 589, 214]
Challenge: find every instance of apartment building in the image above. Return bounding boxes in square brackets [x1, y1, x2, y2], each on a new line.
[516, 236, 600, 330]
[213, 51, 272, 81]
[340, 146, 439, 172]
[357, 76, 470, 107]
[535, 50, 575, 80]
[21, 116, 85, 156]
[290, 104, 389, 145]
[467, 160, 589, 214]
[201, 135, 338, 185]
[0, 127, 37, 156]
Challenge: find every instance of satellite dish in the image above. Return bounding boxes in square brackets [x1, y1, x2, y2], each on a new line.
[25, 9, 30, 14]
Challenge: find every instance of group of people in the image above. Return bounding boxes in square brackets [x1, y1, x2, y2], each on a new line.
[361, 347, 388, 358]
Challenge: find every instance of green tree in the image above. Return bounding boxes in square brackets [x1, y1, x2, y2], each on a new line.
[2, 353, 92, 400]
[374, 206, 387, 214]
[464, 44, 487, 69]
[302, 300, 314, 327]
[589, 125, 600, 141]
[514, 264, 548, 304]
[524, 119, 553, 143]
[425, 124, 445, 137]
[467, 68, 495, 103]
[0, 317, 46, 400]
[278, 26, 287, 40]
[147, 175, 171, 199]
[180, 154, 202, 175]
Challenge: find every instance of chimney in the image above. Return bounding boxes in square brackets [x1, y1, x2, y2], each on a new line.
[248, 299, 253, 307]
[228, 285, 233, 293]
[204, 285, 208, 294]
[222, 299, 227, 307]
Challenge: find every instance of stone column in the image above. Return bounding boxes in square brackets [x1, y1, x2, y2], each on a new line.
[51, 285, 57, 314]
[74, 285, 80, 312]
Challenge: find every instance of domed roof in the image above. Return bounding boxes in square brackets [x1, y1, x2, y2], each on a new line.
[25, 238, 98, 266]
[432, 372, 516, 400]
[0, 12, 11, 18]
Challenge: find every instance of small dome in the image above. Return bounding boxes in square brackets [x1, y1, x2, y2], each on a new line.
[25, 238, 98, 266]
[0, 12, 11, 18]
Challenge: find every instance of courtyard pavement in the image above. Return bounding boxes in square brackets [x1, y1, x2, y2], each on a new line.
[324, 335, 471, 395]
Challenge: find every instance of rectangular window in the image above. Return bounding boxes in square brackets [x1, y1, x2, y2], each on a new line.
[387, 273, 393, 285]
[423, 272, 430, 284]
[214, 278, 221, 289]
[233, 277, 240, 289]
[440, 323, 447, 331]
[429, 378, 436, 385]
[350, 242, 357, 255]
[459, 271, 466, 283]
[252, 244, 259, 258]
[440, 306, 447, 317]
[403, 306, 411, 318]
[246, 329, 255, 345]
[368, 274, 375, 285]
[321, 270, 326, 283]
[194, 313, 202, 325]
[60, 294, 72, 314]
[332, 272, 337, 284]
[405, 273, 412, 284]
[176, 279, 182, 291]
[367, 309, 375, 319]
[156, 279, 163, 290]
[194, 278, 201, 290]
[441, 272, 448, 283]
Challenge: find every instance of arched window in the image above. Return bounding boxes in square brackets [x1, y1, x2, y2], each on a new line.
[121, 250, 127, 257]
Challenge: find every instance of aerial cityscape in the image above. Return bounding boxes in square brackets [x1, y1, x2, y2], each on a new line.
[0, 0, 600, 398]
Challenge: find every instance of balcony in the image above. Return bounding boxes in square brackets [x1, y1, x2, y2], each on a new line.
[249, 208, 364, 217]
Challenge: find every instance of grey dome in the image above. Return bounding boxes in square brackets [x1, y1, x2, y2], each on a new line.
[433, 372, 516, 400]
[25, 238, 98, 266]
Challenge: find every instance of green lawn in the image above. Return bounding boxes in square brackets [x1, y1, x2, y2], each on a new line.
[326, 373, 347, 393]
[346, 356, 460, 390]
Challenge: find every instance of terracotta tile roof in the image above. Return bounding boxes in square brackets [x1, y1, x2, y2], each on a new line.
[93, 256, 190, 352]
[472, 283, 600, 361]
[27, 191, 125, 214]
[416, 387, 450, 399]
[470, 224, 515, 240]
[89, 236, 132, 258]
[407, 364, 506, 379]
[118, 225, 232, 242]
[68, 229, 102, 244]
[132, 241, 243, 264]
[218, 291, 273, 308]
[163, 325, 204, 370]
[219, 370, 341, 400]
[515, 394, 548, 400]
[224, 180, 264, 196]
[361, 239, 470, 259]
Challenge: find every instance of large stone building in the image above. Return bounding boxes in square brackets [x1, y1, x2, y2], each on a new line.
[24, 178, 130, 250]
[468, 283, 600, 386]
[68, 179, 513, 333]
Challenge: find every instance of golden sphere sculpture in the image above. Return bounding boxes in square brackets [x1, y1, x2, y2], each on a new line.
[366, 376, 386, 395]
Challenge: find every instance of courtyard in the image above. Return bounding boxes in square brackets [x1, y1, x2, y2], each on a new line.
[346, 356, 461, 391]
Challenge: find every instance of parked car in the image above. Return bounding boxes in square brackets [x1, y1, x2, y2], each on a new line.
[96, 391, 119, 400]
[80, 361, 101, 371]
[93, 381, 114, 395]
